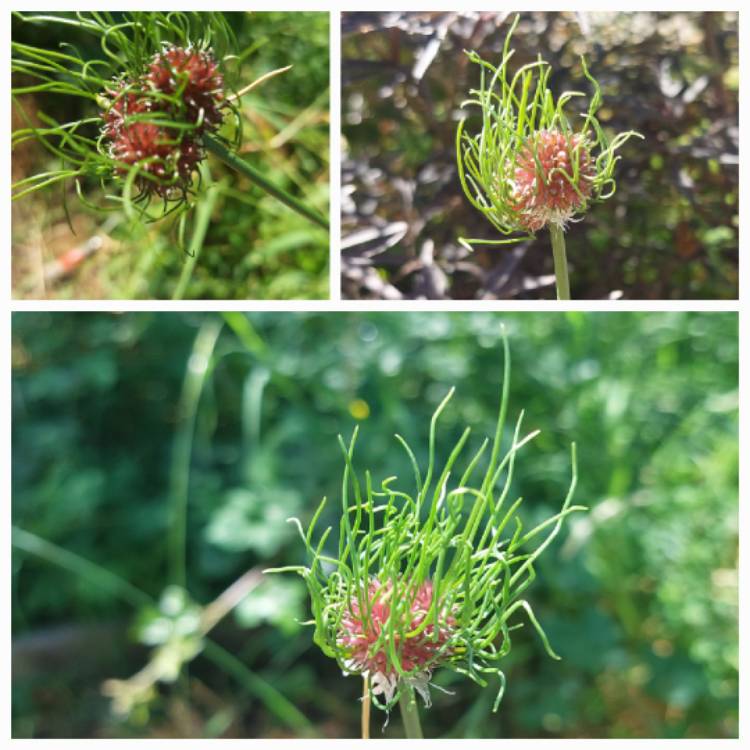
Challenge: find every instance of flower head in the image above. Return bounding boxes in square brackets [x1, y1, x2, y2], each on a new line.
[100, 45, 228, 199]
[456, 15, 642, 247]
[274, 333, 586, 713]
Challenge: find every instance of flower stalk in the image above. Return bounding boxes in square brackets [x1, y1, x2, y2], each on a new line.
[361, 676, 371, 739]
[203, 134, 328, 230]
[399, 686, 424, 739]
[549, 224, 571, 300]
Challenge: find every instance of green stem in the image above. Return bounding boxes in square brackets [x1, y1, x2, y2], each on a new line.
[168, 318, 223, 588]
[172, 164, 221, 300]
[398, 686, 424, 739]
[202, 641, 315, 736]
[11, 526, 151, 608]
[549, 223, 571, 300]
[203, 134, 328, 230]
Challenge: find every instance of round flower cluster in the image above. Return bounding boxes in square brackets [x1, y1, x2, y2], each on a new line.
[100, 45, 226, 198]
[510, 129, 595, 232]
[337, 579, 456, 706]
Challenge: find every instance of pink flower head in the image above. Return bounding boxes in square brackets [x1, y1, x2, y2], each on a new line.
[510, 129, 595, 232]
[337, 579, 456, 705]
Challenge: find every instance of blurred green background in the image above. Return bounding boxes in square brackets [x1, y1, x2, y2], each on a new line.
[11, 312, 738, 738]
[342, 12, 738, 300]
[11, 12, 329, 300]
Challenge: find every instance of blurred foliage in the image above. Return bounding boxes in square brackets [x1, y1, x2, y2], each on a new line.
[11, 312, 738, 738]
[341, 11, 738, 299]
[11, 12, 329, 300]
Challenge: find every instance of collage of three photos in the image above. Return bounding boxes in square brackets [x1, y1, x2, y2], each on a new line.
[9, 10, 740, 741]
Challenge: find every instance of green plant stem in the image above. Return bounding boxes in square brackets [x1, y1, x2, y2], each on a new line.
[11, 526, 151, 608]
[202, 641, 315, 736]
[172, 166, 221, 300]
[549, 223, 571, 300]
[398, 687, 424, 739]
[203, 134, 328, 230]
[168, 318, 223, 588]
